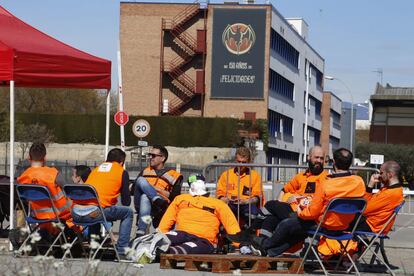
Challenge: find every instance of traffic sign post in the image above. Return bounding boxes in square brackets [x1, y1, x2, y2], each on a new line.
[132, 119, 151, 172]
[132, 119, 150, 138]
[370, 154, 384, 165]
[114, 111, 129, 126]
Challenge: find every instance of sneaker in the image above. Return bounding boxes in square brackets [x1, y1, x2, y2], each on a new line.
[240, 245, 253, 255]
[250, 236, 266, 256]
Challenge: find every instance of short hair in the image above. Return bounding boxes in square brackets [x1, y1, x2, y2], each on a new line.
[333, 148, 353, 170]
[29, 143, 46, 162]
[152, 145, 168, 163]
[106, 148, 126, 164]
[74, 165, 91, 182]
[309, 145, 323, 157]
[382, 160, 401, 177]
[236, 147, 251, 162]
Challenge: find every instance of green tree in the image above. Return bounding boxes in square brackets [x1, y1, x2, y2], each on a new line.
[356, 143, 414, 187]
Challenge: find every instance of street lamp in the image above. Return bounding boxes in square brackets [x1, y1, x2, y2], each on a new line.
[324, 75, 354, 153]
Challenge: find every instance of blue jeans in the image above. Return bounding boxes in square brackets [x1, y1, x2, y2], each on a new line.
[72, 205, 133, 255]
[133, 176, 163, 232]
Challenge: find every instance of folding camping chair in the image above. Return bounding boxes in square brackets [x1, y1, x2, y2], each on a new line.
[297, 198, 366, 276]
[62, 184, 120, 261]
[350, 201, 405, 276]
[16, 184, 72, 257]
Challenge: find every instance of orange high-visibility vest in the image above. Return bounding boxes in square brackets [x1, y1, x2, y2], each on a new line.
[86, 162, 124, 208]
[142, 167, 182, 201]
[281, 170, 329, 211]
[364, 184, 403, 234]
[299, 174, 366, 230]
[17, 166, 71, 220]
[216, 168, 262, 201]
[159, 194, 241, 245]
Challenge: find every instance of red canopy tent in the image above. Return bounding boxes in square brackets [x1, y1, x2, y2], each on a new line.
[0, 6, 111, 88]
[0, 5, 112, 231]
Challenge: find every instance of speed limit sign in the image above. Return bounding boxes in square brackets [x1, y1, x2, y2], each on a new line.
[132, 119, 150, 138]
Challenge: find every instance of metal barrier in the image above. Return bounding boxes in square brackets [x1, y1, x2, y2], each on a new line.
[203, 162, 414, 216]
[203, 163, 378, 201]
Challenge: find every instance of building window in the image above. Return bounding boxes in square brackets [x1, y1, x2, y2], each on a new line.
[331, 110, 341, 130]
[270, 29, 299, 68]
[269, 69, 294, 101]
[268, 109, 294, 137]
[309, 95, 322, 118]
[330, 136, 340, 149]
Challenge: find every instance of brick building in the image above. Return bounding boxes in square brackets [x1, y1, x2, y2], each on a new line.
[370, 83, 414, 144]
[120, 1, 340, 163]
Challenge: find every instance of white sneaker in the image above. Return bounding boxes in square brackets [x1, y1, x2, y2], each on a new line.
[240, 245, 252, 255]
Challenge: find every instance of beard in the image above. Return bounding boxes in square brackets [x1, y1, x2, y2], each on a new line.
[309, 161, 324, 175]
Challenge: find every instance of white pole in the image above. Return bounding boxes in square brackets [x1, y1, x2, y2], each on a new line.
[303, 63, 310, 164]
[105, 90, 110, 158]
[9, 80, 15, 250]
[117, 48, 126, 152]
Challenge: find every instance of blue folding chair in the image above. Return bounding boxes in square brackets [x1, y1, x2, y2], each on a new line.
[298, 197, 366, 275]
[350, 201, 405, 276]
[62, 184, 120, 261]
[16, 184, 71, 257]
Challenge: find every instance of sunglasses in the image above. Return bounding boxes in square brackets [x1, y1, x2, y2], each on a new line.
[148, 153, 163, 158]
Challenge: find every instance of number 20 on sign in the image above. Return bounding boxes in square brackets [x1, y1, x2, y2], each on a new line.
[132, 119, 151, 138]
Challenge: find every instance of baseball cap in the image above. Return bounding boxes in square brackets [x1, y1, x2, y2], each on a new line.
[188, 174, 207, 196]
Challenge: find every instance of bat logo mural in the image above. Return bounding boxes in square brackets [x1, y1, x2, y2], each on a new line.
[222, 23, 256, 55]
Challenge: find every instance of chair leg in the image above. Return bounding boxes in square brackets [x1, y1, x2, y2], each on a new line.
[344, 252, 360, 276]
[311, 246, 328, 276]
[369, 242, 380, 265]
[62, 235, 78, 260]
[45, 231, 63, 257]
[360, 240, 395, 276]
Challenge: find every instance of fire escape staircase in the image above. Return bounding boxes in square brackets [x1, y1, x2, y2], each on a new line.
[162, 4, 201, 115]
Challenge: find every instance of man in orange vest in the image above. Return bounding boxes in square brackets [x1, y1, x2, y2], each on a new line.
[158, 174, 241, 254]
[351, 160, 404, 234]
[17, 143, 74, 234]
[216, 147, 262, 228]
[253, 146, 328, 238]
[133, 145, 183, 238]
[247, 148, 366, 256]
[76, 148, 133, 256]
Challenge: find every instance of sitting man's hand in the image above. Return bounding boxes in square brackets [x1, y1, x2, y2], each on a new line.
[286, 195, 299, 204]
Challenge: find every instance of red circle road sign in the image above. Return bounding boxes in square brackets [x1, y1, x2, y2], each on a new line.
[114, 111, 129, 126]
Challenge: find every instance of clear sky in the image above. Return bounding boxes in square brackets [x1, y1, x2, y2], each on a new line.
[2, 0, 414, 103]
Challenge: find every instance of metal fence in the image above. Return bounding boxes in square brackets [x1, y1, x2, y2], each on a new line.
[203, 162, 414, 215]
[0, 159, 203, 185]
[2, 160, 413, 216]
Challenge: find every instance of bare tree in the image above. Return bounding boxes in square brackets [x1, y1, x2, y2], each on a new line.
[0, 87, 110, 114]
[0, 117, 54, 159]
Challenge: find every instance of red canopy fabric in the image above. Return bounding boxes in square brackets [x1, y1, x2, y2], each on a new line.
[0, 6, 111, 89]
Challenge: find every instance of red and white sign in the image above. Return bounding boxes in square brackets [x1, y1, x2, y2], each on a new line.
[114, 111, 129, 126]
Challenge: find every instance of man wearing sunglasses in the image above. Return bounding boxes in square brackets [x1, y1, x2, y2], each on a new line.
[133, 145, 183, 238]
